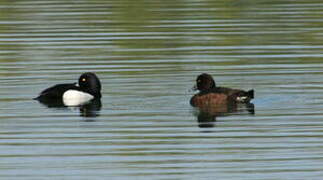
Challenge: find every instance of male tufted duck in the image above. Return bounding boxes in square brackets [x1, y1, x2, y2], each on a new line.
[34, 72, 101, 106]
[190, 73, 254, 107]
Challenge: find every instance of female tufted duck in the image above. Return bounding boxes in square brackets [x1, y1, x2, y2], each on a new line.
[34, 72, 101, 106]
[190, 73, 254, 107]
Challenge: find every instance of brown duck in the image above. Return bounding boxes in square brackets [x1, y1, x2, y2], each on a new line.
[190, 73, 254, 108]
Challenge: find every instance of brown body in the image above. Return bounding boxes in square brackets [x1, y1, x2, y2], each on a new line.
[190, 73, 254, 110]
[190, 91, 237, 113]
[191, 93, 229, 108]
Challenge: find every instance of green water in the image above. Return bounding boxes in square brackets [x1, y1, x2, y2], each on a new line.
[1, 0, 323, 179]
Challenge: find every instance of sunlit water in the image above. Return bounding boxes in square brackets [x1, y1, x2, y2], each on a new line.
[1, 0, 323, 179]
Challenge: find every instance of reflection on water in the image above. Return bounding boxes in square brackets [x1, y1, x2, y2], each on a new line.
[195, 103, 255, 128]
[79, 99, 102, 118]
[37, 98, 102, 118]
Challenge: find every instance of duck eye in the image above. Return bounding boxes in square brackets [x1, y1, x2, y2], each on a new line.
[81, 78, 86, 82]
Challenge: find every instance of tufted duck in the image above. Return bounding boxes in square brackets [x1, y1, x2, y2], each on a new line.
[34, 72, 101, 106]
[190, 73, 254, 107]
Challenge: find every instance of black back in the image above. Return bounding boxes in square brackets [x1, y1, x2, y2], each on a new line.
[34, 83, 77, 100]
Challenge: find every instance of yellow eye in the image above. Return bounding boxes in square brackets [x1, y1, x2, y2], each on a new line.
[82, 78, 86, 82]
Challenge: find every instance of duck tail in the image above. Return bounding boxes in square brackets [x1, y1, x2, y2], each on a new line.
[247, 89, 254, 99]
[236, 89, 254, 103]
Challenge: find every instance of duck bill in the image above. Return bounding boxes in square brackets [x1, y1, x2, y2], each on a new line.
[191, 85, 198, 91]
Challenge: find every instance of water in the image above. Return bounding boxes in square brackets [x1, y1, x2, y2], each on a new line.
[1, 0, 323, 179]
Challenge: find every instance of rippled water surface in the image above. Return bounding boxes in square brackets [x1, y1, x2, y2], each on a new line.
[1, 0, 323, 179]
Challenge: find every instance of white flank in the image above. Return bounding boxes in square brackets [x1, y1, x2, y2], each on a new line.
[63, 90, 94, 106]
[236, 96, 247, 102]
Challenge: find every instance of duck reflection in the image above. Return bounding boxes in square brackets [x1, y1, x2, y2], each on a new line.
[194, 102, 255, 128]
[37, 98, 102, 118]
[79, 99, 102, 118]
